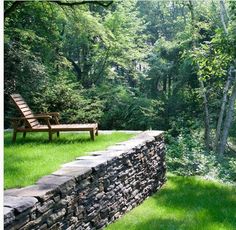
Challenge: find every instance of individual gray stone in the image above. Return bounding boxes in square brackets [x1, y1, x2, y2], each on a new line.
[37, 175, 75, 194]
[4, 207, 15, 226]
[37, 199, 55, 213]
[52, 167, 92, 180]
[37, 175, 73, 186]
[39, 223, 48, 230]
[6, 212, 30, 230]
[47, 208, 66, 227]
[4, 196, 38, 213]
[62, 158, 107, 168]
[4, 185, 56, 201]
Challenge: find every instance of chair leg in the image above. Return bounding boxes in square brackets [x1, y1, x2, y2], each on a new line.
[95, 128, 98, 136]
[49, 131, 52, 141]
[90, 130, 95, 141]
[12, 130, 17, 143]
[23, 132, 26, 138]
[57, 132, 60, 138]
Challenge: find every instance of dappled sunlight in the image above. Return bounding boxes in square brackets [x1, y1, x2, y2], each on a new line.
[4, 132, 93, 146]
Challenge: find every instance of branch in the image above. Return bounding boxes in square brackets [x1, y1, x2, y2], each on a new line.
[50, 0, 113, 8]
[226, 142, 236, 154]
[4, 0, 113, 19]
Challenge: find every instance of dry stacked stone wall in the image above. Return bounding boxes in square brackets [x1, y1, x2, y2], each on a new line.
[4, 131, 166, 230]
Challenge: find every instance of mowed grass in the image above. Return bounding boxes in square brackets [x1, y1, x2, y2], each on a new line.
[4, 131, 134, 189]
[106, 174, 236, 230]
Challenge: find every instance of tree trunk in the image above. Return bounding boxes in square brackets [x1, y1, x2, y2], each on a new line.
[67, 57, 82, 81]
[220, 0, 229, 21]
[214, 67, 233, 151]
[200, 80, 212, 150]
[215, 0, 235, 155]
[218, 75, 236, 155]
[188, 0, 212, 150]
[168, 74, 171, 98]
[219, 0, 228, 34]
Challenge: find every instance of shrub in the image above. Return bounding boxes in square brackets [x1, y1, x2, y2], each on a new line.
[165, 128, 236, 184]
[32, 75, 104, 124]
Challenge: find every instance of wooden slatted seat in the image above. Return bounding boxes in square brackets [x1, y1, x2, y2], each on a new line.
[10, 94, 98, 142]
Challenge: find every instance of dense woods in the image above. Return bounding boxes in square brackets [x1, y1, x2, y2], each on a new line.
[4, 0, 236, 164]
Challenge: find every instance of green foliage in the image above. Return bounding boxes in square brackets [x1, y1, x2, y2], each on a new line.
[4, 0, 236, 159]
[191, 30, 233, 82]
[166, 129, 236, 184]
[32, 75, 104, 123]
[88, 85, 154, 130]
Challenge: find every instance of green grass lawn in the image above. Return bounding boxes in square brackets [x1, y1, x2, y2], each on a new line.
[106, 174, 236, 230]
[4, 131, 133, 189]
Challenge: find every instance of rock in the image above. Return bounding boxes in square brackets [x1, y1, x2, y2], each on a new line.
[4, 207, 15, 226]
[4, 196, 38, 213]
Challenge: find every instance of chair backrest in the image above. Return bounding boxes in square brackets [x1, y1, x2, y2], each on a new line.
[10, 94, 40, 128]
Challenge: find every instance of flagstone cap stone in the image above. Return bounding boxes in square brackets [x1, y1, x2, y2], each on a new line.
[4, 196, 38, 213]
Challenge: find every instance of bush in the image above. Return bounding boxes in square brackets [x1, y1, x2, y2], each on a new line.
[32, 75, 104, 124]
[86, 84, 167, 130]
[165, 128, 236, 184]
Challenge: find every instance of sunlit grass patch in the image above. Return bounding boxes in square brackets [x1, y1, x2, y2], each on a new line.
[106, 174, 236, 230]
[4, 131, 134, 189]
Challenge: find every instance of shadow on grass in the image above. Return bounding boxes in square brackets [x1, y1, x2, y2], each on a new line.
[4, 132, 93, 146]
[107, 175, 236, 230]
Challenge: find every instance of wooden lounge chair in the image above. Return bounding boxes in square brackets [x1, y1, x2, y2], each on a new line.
[10, 94, 98, 142]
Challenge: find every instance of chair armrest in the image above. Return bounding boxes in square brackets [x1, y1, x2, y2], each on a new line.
[40, 112, 60, 124]
[10, 115, 52, 129]
[11, 115, 52, 120]
[41, 112, 60, 116]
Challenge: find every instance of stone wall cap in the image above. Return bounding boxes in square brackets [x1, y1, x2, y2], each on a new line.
[88, 150, 124, 157]
[62, 158, 107, 168]
[36, 174, 74, 186]
[52, 166, 92, 178]
[133, 130, 163, 139]
[4, 195, 38, 213]
[4, 206, 14, 215]
[4, 185, 57, 201]
[4, 207, 15, 226]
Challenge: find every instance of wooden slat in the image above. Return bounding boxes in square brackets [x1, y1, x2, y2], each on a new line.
[30, 122, 39, 128]
[18, 105, 29, 110]
[12, 95, 23, 100]
[28, 120, 39, 126]
[14, 98, 24, 103]
[11, 93, 21, 97]
[10, 94, 40, 129]
[13, 98, 23, 102]
[24, 111, 34, 116]
[17, 101, 28, 106]
[13, 95, 23, 99]
[27, 118, 38, 123]
[21, 107, 31, 113]
[27, 118, 37, 122]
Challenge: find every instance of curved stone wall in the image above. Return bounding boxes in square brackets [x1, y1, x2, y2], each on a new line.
[4, 131, 166, 230]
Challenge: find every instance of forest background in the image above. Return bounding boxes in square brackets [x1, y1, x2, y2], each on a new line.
[4, 0, 236, 183]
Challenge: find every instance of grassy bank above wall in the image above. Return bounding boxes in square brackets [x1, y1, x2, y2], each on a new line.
[4, 132, 134, 189]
